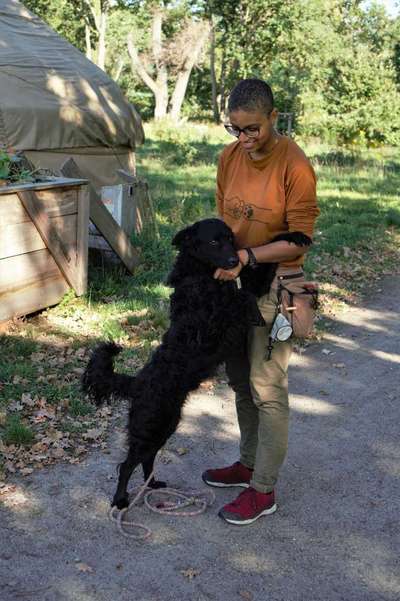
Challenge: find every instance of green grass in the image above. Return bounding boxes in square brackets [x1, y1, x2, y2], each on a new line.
[2, 414, 35, 446]
[0, 121, 399, 448]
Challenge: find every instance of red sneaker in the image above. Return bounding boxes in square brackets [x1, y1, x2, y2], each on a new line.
[202, 461, 253, 488]
[218, 487, 277, 525]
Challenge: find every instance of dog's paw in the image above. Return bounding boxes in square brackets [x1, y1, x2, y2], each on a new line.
[111, 494, 130, 510]
[148, 478, 167, 489]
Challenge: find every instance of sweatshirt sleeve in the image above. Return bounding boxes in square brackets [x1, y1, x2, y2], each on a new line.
[285, 157, 319, 238]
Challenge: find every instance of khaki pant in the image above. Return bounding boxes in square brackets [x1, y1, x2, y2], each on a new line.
[226, 271, 300, 493]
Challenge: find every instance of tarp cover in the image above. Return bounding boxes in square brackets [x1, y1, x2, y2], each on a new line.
[0, 0, 144, 152]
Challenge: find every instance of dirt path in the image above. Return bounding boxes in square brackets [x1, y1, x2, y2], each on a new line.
[1, 276, 399, 601]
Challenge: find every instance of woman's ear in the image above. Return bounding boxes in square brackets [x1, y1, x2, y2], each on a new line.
[172, 224, 196, 248]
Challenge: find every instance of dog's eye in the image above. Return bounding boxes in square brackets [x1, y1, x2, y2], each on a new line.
[209, 240, 219, 246]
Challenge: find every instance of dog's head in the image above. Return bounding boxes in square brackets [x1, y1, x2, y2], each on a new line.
[172, 219, 239, 270]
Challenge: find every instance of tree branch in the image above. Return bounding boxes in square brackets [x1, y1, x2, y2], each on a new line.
[127, 32, 159, 95]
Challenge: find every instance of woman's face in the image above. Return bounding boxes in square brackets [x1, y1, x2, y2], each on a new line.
[227, 108, 278, 155]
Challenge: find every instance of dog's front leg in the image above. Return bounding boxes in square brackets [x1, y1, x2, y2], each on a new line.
[142, 452, 167, 489]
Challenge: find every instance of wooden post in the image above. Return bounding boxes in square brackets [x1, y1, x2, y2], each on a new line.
[75, 184, 90, 296]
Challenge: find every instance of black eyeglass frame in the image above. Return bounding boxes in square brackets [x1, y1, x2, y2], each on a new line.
[224, 124, 260, 138]
[224, 110, 273, 139]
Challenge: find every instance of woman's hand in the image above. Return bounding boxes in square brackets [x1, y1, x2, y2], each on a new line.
[213, 249, 248, 281]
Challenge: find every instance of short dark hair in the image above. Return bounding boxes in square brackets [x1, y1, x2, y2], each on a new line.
[228, 79, 274, 116]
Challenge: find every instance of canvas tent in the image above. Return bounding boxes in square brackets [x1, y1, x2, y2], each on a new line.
[0, 0, 144, 189]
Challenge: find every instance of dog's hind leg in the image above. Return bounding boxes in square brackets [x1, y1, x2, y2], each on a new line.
[142, 451, 167, 489]
[112, 448, 140, 509]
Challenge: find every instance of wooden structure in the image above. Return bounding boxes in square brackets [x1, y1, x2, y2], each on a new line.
[277, 112, 293, 136]
[0, 178, 89, 322]
[60, 159, 141, 273]
[117, 170, 159, 239]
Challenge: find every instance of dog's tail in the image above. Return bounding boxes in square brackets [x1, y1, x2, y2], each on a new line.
[82, 342, 134, 405]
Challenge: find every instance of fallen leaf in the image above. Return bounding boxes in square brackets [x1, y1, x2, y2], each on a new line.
[76, 563, 94, 573]
[176, 447, 188, 456]
[239, 591, 254, 601]
[30, 352, 45, 362]
[83, 428, 104, 440]
[180, 568, 200, 580]
[8, 401, 23, 412]
[333, 363, 346, 369]
[50, 447, 65, 459]
[21, 393, 36, 407]
[20, 467, 34, 476]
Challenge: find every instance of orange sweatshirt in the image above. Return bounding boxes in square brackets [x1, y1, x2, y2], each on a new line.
[216, 136, 319, 267]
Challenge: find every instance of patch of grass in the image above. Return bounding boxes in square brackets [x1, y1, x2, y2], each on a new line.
[61, 420, 87, 435]
[2, 414, 35, 446]
[68, 398, 94, 417]
[0, 123, 399, 448]
[386, 208, 400, 227]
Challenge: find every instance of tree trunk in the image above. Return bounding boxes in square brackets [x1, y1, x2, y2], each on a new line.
[169, 21, 210, 122]
[127, 26, 168, 120]
[85, 22, 92, 61]
[209, 18, 220, 123]
[97, 7, 107, 71]
[152, 9, 168, 119]
[154, 75, 169, 119]
[84, 0, 108, 70]
[113, 56, 124, 82]
[219, 51, 227, 116]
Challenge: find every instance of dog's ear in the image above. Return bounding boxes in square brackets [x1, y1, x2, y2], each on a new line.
[172, 224, 197, 248]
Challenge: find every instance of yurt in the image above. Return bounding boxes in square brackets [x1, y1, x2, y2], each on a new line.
[0, 0, 144, 189]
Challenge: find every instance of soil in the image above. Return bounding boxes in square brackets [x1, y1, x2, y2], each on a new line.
[1, 276, 399, 601]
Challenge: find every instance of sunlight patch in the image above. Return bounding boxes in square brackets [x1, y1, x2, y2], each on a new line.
[290, 395, 339, 415]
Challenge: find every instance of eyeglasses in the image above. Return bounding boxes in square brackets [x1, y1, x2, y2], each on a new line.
[224, 124, 260, 138]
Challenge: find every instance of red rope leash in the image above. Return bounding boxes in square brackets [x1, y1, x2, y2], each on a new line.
[109, 470, 215, 541]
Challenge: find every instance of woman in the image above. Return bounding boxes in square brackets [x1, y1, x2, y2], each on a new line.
[202, 78, 319, 525]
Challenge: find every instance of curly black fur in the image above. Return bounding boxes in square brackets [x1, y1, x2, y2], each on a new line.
[82, 219, 311, 509]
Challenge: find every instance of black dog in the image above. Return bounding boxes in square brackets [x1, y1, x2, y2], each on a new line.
[82, 219, 310, 509]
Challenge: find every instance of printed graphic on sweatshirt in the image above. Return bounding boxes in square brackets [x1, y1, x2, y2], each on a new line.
[224, 196, 272, 224]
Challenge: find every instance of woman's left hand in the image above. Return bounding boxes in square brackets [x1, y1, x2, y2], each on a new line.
[213, 262, 243, 281]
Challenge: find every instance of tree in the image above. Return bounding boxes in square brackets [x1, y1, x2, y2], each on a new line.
[82, 0, 113, 69]
[126, 2, 210, 120]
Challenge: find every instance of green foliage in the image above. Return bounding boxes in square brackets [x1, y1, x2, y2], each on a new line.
[68, 398, 95, 417]
[23, 0, 86, 51]
[0, 152, 35, 183]
[20, 0, 400, 146]
[386, 208, 400, 227]
[0, 151, 11, 179]
[2, 414, 35, 446]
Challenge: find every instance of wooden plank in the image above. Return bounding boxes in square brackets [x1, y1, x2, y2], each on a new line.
[75, 184, 89, 296]
[17, 190, 80, 293]
[0, 188, 78, 226]
[116, 170, 159, 238]
[0, 214, 77, 261]
[60, 158, 140, 273]
[0, 177, 87, 195]
[0, 249, 62, 293]
[0, 274, 69, 322]
[35, 187, 78, 217]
